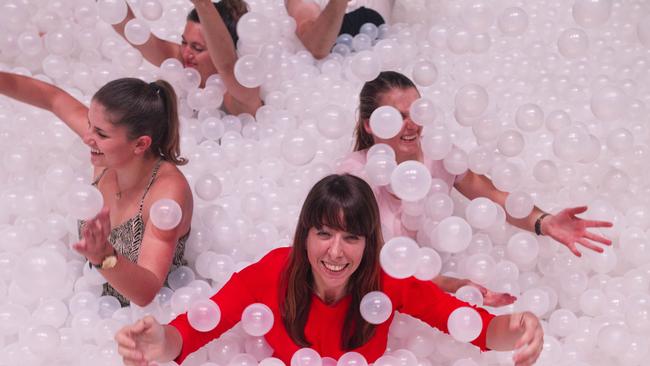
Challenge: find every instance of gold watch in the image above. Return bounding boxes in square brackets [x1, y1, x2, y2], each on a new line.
[91, 248, 118, 270]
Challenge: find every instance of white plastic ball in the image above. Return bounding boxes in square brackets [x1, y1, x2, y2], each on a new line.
[242, 303, 274, 337]
[557, 28, 589, 59]
[97, 0, 128, 25]
[506, 232, 539, 265]
[316, 104, 348, 139]
[515, 103, 544, 131]
[504, 191, 534, 219]
[140, 0, 163, 21]
[591, 86, 628, 121]
[455, 286, 484, 306]
[572, 0, 612, 28]
[188, 299, 221, 332]
[369, 105, 403, 139]
[421, 126, 452, 160]
[195, 174, 222, 201]
[447, 307, 483, 343]
[435, 216, 473, 253]
[497, 129, 524, 157]
[409, 98, 436, 126]
[379, 236, 420, 279]
[13, 248, 67, 296]
[414, 247, 442, 281]
[497, 7, 528, 35]
[291, 348, 322, 366]
[124, 19, 151, 46]
[66, 184, 104, 220]
[234, 55, 266, 88]
[365, 155, 397, 187]
[455, 84, 489, 118]
[359, 291, 393, 325]
[149, 198, 183, 230]
[237, 12, 270, 44]
[281, 131, 316, 166]
[390, 160, 432, 202]
[350, 50, 381, 82]
[465, 198, 497, 230]
[411, 61, 438, 87]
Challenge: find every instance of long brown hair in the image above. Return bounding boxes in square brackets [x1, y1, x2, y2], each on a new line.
[354, 71, 418, 151]
[187, 0, 248, 45]
[92, 78, 187, 165]
[280, 174, 383, 350]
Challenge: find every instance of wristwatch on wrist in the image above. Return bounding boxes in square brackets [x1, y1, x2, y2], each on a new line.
[90, 247, 118, 270]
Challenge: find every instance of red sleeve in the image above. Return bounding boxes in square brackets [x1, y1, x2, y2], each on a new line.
[170, 248, 288, 364]
[388, 275, 495, 351]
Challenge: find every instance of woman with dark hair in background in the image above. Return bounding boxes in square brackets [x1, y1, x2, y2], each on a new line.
[115, 174, 543, 366]
[0, 72, 193, 306]
[111, 0, 262, 114]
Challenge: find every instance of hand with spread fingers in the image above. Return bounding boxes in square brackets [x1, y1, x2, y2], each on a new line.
[115, 316, 167, 366]
[540, 206, 613, 257]
[73, 207, 114, 266]
[510, 311, 544, 366]
[469, 281, 518, 308]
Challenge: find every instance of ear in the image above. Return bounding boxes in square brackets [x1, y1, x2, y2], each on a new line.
[363, 119, 373, 135]
[133, 136, 153, 155]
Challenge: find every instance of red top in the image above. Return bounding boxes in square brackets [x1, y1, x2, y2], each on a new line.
[170, 247, 495, 364]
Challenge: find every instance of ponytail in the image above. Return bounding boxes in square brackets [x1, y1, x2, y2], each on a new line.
[92, 78, 187, 165]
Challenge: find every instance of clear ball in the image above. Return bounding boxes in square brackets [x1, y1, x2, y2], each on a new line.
[149, 198, 183, 230]
[359, 291, 392, 325]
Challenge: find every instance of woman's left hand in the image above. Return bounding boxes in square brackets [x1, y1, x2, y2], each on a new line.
[469, 282, 517, 307]
[510, 311, 544, 366]
[73, 207, 114, 265]
[541, 206, 613, 257]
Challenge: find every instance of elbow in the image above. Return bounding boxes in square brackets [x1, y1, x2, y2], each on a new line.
[311, 48, 330, 60]
[131, 291, 158, 307]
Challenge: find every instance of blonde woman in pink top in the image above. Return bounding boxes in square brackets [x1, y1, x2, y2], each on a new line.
[338, 71, 614, 306]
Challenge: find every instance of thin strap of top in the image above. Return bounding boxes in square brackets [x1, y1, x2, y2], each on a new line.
[138, 159, 164, 214]
[92, 168, 109, 186]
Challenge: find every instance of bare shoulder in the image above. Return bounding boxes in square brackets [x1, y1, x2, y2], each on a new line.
[146, 162, 193, 206]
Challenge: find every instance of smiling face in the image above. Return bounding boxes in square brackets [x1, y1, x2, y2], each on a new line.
[364, 87, 423, 163]
[307, 225, 366, 301]
[180, 21, 218, 86]
[83, 101, 139, 168]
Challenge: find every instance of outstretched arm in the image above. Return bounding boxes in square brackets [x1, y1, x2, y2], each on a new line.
[486, 312, 544, 366]
[455, 171, 612, 257]
[432, 275, 516, 307]
[286, 0, 348, 59]
[191, 0, 261, 114]
[110, 4, 179, 66]
[0, 72, 88, 137]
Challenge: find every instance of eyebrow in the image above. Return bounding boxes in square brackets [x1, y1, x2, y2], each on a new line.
[88, 118, 109, 135]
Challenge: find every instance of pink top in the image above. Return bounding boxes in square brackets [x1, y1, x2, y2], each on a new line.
[336, 149, 460, 239]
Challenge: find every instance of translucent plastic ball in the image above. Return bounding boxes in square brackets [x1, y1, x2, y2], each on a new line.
[455, 286, 484, 306]
[281, 130, 316, 166]
[425, 193, 454, 221]
[260, 357, 286, 366]
[579, 288, 605, 316]
[490, 161, 522, 192]
[597, 324, 630, 356]
[548, 309, 577, 337]
[242, 303, 274, 337]
[365, 155, 397, 187]
[369, 105, 403, 139]
[291, 348, 322, 366]
[379, 236, 420, 279]
[13, 248, 67, 296]
[465, 197, 497, 230]
[515, 103, 544, 131]
[421, 126, 452, 160]
[168, 266, 196, 290]
[66, 184, 104, 220]
[390, 160, 432, 202]
[97, 0, 128, 25]
[435, 216, 473, 253]
[590, 86, 628, 121]
[195, 173, 222, 201]
[359, 291, 393, 324]
[497, 7, 528, 35]
[462, 253, 496, 286]
[337, 352, 368, 366]
[26, 324, 60, 356]
[504, 191, 534, 219]
[350, 50, 381, 82]
[351, 33, 372, 51]
[411, 60, 438, 87]
[409, 98, 436, 126]
[140, 0, 163, 21]
[506, 232, 539, 265]
[414, 247, 442, 281]
[188, 299, 221, 332]
[316, 104, 348, 139]
[234, 55, 266, 88]
[572, 0, 612, 28]
[455, 84, 489, 118]
[496, 129, 524, 157]
[237, 12, 270, 44]
[17, 31, 43, 56]
[521, 288, 550, 317]
[557, 28, 589, 59]
[447, 307, 482, 342]
[124, 18, 151, 45]
[149, 198, 183, 230]
[533, 160, 558, 183]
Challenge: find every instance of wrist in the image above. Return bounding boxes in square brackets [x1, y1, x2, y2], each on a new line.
[534, 213, 551, 236]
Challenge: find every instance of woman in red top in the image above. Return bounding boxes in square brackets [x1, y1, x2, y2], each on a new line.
[115, 174, 543, 366]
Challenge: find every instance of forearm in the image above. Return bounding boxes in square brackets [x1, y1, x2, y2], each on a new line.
[432, 275, 467, 293]
[295, 0, 348, 59]
[485, 314, 523, 351]
[158, 325, 183, 362]
[193, 0, 237, 72]
[100, 254, 166, 306]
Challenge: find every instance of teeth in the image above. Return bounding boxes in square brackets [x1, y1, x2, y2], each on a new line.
[91, 148, 102, 154]
[401, 135, 417, 141]
[323, 262, 346, 272]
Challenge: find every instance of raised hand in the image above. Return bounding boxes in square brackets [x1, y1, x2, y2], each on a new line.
[470, 282, 517, 307]
[72, 207, 114, 265]
[510, 312, 544, 366]
[115, 316, 166, 366]
[541, 206, 613, 257]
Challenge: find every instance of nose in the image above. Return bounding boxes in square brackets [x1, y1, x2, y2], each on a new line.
[327, 234, 343, 258]
[404, 116, 418, 131]
[181, 44, 193, 61]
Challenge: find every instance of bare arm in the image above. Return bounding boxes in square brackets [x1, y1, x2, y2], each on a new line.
[0, 71, 88, 137]
[486, 312, 543, 366]
[115, 316, 183, 365]
[110, 3, 179, 66]
[192, 0, 261, 114]
[75, 172, 193, 306]
[286, 0, 348, 59]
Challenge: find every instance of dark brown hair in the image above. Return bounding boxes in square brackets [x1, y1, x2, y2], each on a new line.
[354, 71, 418, 151]
[92, 78, 187, 165]
[187, 0, 248, 45]
[280, 174, 383, 350]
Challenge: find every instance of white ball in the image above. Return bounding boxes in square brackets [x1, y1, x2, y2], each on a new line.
[124, 18, 151, 45]
[188, 299, 221, 332]
[497, 7, 528, 35]
[557, 28, 589, 58]
[455, 286, 484, 306]
[140, 0, 163, 21]
[316, 104, 348, 139]
[447, 307, 483, 342]
[242, 303, 274, 336]
[515, 103, 544, 131]
[66, 184, 104, 220]
[411, 60, 438, 87]
[409, 98, 436, 126]
[421, 126, 452, 160]
[380, 236, 420, 279]
[504, 191, 534, 219]
[97, 0, 128, 25]
[149, 198, 183, 230]
[572, 0, 612, 28]
[365, 155, 397, 187]
[13, 248, 67, 296]
[497, 129, 524, 157]
[435, 216, 473, 253]
[281, 131, 316, 166]
[291, 348, 322, 366]
[350, 50, 381, 82]
[390, 160, 432, 202]
[370, 105, 403, 139]
[195, 174, 222, 201]
[359, 291, 393, 324]
[414, 247, 442, 281]
[237, 12, 270, 44]
[506, 232, 538, 265]
[455, 84, 489, 118]
[465, 197, 497, 230]
[234, 55, 266, 88]
[591, 86, 628, 121]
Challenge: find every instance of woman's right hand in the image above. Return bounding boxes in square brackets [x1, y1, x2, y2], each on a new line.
[116, 316, 166, 366]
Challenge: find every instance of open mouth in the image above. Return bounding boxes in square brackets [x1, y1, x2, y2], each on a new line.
[400, 134, 418, 142]
[322, 261, 348, 273]
[90, 148, 104, 155]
